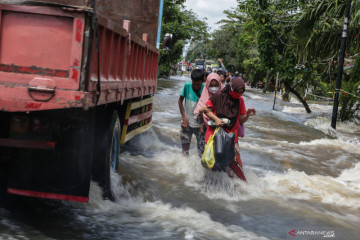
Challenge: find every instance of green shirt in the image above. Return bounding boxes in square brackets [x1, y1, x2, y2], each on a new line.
[180, 82, 204, 128]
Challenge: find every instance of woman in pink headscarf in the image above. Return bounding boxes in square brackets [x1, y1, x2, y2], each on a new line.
[194, 73, 223, 156]
[201, 77, 256, 181]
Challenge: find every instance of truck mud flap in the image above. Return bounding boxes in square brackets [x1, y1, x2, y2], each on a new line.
[6, 109, 95, 202]
[7, 150, 91, 202]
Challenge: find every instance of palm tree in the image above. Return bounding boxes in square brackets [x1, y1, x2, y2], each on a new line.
[294, 0, 360, 121]
[294, 0, 360, 62]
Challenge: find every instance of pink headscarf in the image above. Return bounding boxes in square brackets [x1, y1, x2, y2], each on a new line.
[194, 73, 223, 123]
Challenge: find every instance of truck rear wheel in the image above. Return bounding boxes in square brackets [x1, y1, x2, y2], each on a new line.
[103, 111, 121, 200]
[92, 109, 121, 200]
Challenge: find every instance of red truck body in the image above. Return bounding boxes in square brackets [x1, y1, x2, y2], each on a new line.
[0, 0, 162, 202]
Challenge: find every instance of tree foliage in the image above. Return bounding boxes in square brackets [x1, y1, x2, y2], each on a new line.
[339, 54, 360, 121]
[189, 0, 360, 120]
[294, 0, 360, 61]
[185, 42, 206, 63]
[158, 0, 209, 76]
[203, 8, 247, 72]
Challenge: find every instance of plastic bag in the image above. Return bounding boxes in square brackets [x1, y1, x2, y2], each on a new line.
[201, 127, 220, 169]
[214, 127, 235, 168]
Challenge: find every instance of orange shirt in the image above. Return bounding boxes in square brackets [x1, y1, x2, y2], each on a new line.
[205, 96, 246, 143]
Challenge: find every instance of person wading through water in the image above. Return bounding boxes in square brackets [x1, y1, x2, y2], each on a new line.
[200, 77, 256, 181]
[178, 69, 205, 157]
[194, 73, 223, 156]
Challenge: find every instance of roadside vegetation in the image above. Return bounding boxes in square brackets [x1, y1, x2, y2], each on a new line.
[159, 0, 360, 122]
[158, 0, 209, 77]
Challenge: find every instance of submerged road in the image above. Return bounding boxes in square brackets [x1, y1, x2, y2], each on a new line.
[0, 75, 359, 239]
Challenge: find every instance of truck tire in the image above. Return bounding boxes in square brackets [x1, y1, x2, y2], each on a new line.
[92, 109, 121, 200]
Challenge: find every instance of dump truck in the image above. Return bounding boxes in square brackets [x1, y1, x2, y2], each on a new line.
[0, 0, 163, 202]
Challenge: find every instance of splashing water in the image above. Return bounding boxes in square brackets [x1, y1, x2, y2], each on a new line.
[1, 76, 359, 240]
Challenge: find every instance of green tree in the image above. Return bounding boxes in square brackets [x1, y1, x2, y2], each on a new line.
[159, 0, 209, 76]
[238, 0, 312, 112]
[339, 55, 360, 121]
[294, 0, 360, 119]
[294, 0, 360, 61]
[235, 11, 265, 85]
[190, 0, 359, 119]
[185, 42, 206, 63]
[205, 8, 245, 72]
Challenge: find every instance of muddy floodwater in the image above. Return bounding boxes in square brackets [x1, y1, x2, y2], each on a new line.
[1, 75, 359, 240]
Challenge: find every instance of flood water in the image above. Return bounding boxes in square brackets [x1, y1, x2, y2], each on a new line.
[1, 75, 359, 240]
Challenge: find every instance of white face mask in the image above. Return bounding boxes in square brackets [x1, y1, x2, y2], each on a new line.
[209, 87, 220, 94]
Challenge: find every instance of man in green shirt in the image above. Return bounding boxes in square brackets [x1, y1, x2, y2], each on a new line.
[178, 69, 205, 156]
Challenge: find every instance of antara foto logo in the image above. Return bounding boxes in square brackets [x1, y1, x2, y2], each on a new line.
[289, 229, 296, 237]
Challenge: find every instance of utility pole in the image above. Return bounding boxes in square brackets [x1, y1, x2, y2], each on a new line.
[331, 0, 352, 129]
[273, 72, 279, 110]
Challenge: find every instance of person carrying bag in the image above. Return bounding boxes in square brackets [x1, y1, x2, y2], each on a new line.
[199, 77, 256, 181]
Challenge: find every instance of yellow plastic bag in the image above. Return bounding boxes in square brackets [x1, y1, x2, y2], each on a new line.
[201, 127, 220, 169]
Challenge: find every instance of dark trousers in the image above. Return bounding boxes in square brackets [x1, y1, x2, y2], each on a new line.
[180, 126, 204, 157]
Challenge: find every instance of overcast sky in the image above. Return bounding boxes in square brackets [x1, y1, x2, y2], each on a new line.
[183, 0, 238, 32]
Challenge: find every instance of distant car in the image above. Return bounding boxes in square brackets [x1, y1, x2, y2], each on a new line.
[257, 81, 263, 89]
[194, 59, 205, 70]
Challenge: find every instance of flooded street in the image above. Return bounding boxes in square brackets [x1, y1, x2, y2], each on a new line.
[1, 75, 360, 240]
